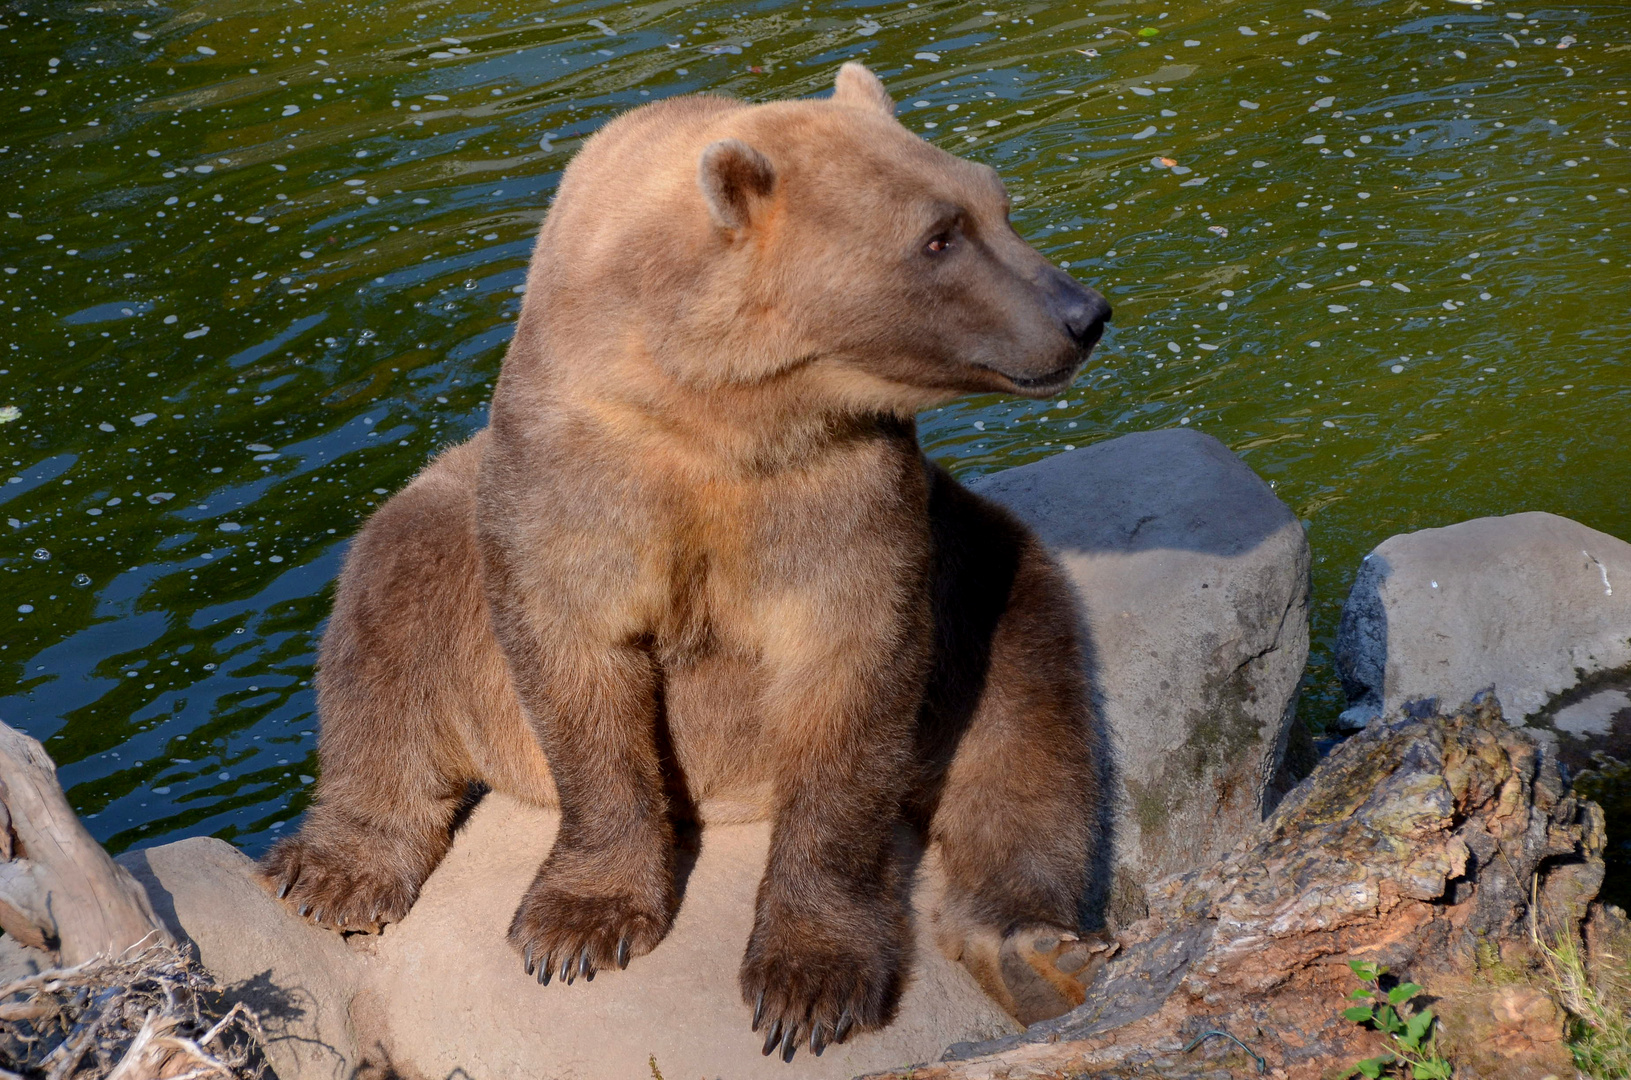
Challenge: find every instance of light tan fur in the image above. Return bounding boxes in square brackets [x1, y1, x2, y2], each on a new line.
[262, 63, 1112, 1057]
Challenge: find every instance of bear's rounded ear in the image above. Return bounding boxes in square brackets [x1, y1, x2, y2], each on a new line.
[833, 62, 894, 118]
[698, 138, 777, 232]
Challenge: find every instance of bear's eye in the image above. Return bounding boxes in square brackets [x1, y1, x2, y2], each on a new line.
[926, 233, 954, 255]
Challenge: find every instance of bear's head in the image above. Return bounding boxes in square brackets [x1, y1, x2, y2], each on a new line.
[523, 63, 1110, 416]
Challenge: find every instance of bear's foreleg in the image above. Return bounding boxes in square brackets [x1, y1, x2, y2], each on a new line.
[739, 605, 932, 1061]
[498, 637, 679, 985]
[259, 653, 486, 932]
[259, 773, 474, 933]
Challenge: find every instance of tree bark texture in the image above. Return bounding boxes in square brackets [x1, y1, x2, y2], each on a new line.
[862, 695, 1607, 1080]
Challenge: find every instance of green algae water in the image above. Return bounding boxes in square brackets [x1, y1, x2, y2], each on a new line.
[1, 0, 1628, 856]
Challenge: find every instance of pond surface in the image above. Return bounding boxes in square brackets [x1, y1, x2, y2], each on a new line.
[2, 0, 1628, 857]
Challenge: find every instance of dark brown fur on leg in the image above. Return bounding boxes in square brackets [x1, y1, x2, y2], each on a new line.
[494, 637, 678, 983]
[261, 796, 467, 934]
[726, 432, 936, 1060]
[475, 418, 682, 982]
[913, 463, 1101, 1023]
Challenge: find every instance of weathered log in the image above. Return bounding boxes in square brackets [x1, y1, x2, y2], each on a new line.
[0, 721, 172, 965]
[863, 695, 1606, 1080]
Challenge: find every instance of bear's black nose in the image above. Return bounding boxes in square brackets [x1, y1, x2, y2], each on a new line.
[1063, 292, 1111, 350]
[1047, 274, 1111, 352]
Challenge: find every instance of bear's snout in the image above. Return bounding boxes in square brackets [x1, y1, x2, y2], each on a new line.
[1046, 272, 1112, 355]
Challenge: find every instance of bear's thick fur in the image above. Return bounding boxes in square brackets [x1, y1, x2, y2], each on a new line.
[261, 63, 1111, 1057]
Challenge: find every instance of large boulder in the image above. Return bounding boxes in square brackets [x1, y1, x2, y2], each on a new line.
[118, 794, 1018, 1080]
[973, 428, 1311, 925]
[1335, 511, 1631, 729]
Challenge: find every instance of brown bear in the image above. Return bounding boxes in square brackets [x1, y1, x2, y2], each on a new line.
[260, 62, 1111, 1060]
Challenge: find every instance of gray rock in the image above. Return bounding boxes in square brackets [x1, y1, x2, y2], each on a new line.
[974, 428, 1311, 925]
[117, 839, 363, 1080]
[1554, 689, 1631, 737]
[1335, 511, 1631, 727]
[118, 795, 1017, 1080]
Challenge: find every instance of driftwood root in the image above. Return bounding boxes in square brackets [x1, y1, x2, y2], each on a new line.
[0, 942, 267, 1080]
[0, 721, 172, 966]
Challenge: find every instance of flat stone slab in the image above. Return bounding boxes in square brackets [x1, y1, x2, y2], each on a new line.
[1336, 511, 1631, 727]
[974, 429, 1310, 924]
[119, 838, 362, 1080]
[121, 794, 1017, 1080]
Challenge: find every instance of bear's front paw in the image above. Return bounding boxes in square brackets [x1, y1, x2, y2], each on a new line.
[259, 824, 431, 933]
[507, 857, 675, 986]
[739, 896, 907, 1062]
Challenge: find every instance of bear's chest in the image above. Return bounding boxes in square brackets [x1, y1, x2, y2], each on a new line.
[635, 464, 924, 666]
[639, 481, 784, 664]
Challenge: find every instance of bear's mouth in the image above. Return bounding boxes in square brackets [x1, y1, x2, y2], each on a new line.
[979, 360, 1081, 394]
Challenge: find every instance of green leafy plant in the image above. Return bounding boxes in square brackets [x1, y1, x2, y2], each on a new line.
[1339, 960, 1452, 1079]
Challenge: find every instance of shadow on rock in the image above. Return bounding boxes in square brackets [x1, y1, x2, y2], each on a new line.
[978, 429, 1313, 929]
